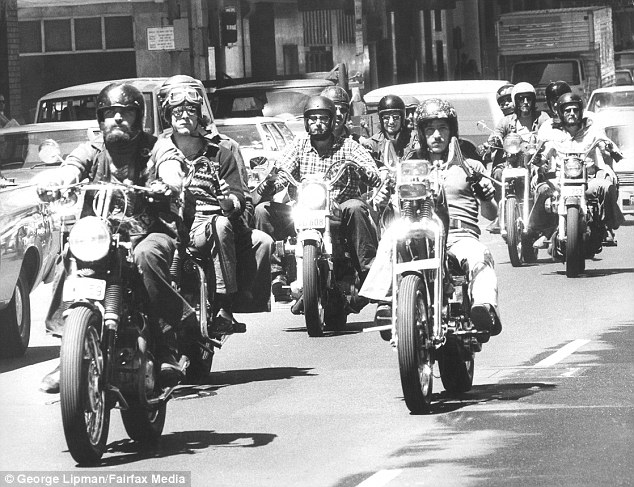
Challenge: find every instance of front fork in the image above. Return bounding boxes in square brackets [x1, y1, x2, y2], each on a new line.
[500, 168, 530, 237]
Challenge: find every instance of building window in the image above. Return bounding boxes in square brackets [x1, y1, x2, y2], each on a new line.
[19, 21, 41, 53]
[44, 19, 72, 52]
[303, 10, 332, 46]
[19, 16, 134, 55]
[75, 18, 102, 51]
[336, 10, 354, 44]
[105, 16, 133, 49]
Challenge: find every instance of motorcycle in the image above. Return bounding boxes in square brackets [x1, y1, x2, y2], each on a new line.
[477, 121, 539, 266]
[49, 180, 220, 464]
[541, 138, 614, 277]
[367, 158, 484, 413]
[269, 162, 364, 337]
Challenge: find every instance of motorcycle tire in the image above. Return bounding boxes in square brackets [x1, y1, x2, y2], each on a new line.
[521, 234, 539, 264]
[396, 274, 433, 414]
[121, 403, 166, 443]
[0, 270, 31, 358]
[438, 340, 474, 394]
[303, 243, 324, 337]
[565, 206, 584, 278]
[505, 197, 523, 267]
[60, 307, 110, 465]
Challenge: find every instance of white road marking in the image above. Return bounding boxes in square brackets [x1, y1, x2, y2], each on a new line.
[356, 470, 402, 487]
[533, 339, 591, 368]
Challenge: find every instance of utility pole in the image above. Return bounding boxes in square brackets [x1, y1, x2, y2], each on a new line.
[188, 0, 210, 80]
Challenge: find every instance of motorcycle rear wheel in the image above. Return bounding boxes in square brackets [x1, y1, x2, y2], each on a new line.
[303, 243, 324, 337]
[60, 307, 110, 465]
[396, 274, 433, 414]
[565, 206, 584, 278]
[438, 340, 474, 394]
[505, 197, 523, 267]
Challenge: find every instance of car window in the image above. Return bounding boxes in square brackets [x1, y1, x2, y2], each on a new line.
[0, 128, 95, 171]
[615, 71, 633, 86]
[262, 123, 286, 150]
[217, 124, 264, 150]
[37, 96, 98, 123]
[274, 122, 295, 141]
[588, 90, 634, 111]
[616, 52, 634, 67]
[605, 125, 634, 153]
[512, 61, 580, 86]
[212, 90, 312, 120]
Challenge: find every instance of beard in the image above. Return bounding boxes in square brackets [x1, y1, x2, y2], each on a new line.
[311, 131, 331, 141]
[103, 125, 135, 146]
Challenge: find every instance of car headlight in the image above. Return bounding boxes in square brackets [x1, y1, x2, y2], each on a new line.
[68, 216, 111, 262]
[563, 157, 583, 178]
[299, 182, 327, 210]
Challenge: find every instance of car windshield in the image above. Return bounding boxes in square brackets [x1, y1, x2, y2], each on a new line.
[616, 52, 634, 67]
[212, 90, 312, 120]
[605, 124, 634, 154]
[0, 128, 95, 170]
[218, 125, 266, 150]
[512, 61, 580, 86]
[588, 90, 634, 111]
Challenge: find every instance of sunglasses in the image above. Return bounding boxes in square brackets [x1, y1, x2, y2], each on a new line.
[562, 106, 580, 113]
[381, 113, 402, 122]
[102, 106, 137, 119]
[166, 87, 202, 107]
[171, 105, 198, 117]
[307, 115, 331, 124]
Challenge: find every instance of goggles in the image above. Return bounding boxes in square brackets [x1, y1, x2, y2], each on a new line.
[171, 105, 198, 117]
[307, 115, 331, 124]
[165, 86, 203, 107]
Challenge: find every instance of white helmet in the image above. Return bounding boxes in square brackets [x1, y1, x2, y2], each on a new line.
[511, 82, 536, 113]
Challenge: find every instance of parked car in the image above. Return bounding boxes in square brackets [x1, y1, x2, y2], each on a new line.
[209, 79, 335, 137]
[215, 117, 295, 168]
[34, 77, 214, 136]
[615, 68, 634, 86]
[587, 86, 634, 113]
[615, 49, 634, 72]
[363, 79, 508, 149]
[592, 110, 634, 215]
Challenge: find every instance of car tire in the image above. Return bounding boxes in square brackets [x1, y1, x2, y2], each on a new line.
[0, 271, 31, 358]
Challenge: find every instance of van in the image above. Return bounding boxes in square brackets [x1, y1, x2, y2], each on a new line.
[34, 77, 214, 136]
[363, 80, 508, 149]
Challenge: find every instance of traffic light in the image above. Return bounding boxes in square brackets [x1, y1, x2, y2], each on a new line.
[221, 6, 238, 45]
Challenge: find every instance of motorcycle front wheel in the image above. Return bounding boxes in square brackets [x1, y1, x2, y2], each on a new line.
[396, 274, 433, 414]
[438, 340, 474, 394]
[505, 197, 523, 267]
[60, 307, 110, 465]
[121, 404, 166, 443]
[565, 206, 584, 278]
[303, 243, 324, 337]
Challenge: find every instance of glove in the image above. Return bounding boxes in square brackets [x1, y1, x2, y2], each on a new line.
[365, 170, 381, 188]
[468, 173, 495, 201]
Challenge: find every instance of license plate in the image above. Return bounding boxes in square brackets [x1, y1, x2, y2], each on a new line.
[63, 277, 106, 302]
[295, 211, 327, 229]
[560, 185, 585, 198]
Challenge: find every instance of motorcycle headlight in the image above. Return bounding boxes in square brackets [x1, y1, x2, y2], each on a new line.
[398, 183, 428, 200]
[299, 182, 327, 210]
[503, 134, 523, 155]
[68, 216, 111, 262]
[563, 157, 583, 178]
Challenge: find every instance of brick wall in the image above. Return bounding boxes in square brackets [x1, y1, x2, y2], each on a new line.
[3, 0, 20, 120]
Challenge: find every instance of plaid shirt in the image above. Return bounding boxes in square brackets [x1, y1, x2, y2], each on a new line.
[275, 134, 379, 203]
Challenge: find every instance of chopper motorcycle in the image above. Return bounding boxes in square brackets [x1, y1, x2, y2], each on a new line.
[367, 157, 485, 413]
[47, 180, 220, 464]
[266, 162, 367, 337]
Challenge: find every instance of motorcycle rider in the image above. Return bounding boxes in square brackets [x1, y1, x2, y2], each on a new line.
[320, 85, 366, 143]
[364, 94, 411, 166]
[254, 95, 381, 309]
[530, 92, 624, 249]
[485, 82, 551, 233]
[155, 76, 273, 330]
[537, 80, 572, 142]
[496, 83, 515, 116]
[39, 82, 193, 392]
[361, 98, 502, 340]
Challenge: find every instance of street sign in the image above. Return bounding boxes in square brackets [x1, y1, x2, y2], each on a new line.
[147, 26, 175, 51]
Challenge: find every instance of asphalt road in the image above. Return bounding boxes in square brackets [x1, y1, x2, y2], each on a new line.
[0, 218, 633, 487]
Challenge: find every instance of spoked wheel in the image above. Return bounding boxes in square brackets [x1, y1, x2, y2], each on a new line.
[396, 274, 433, 414]
[60, 307, 110, 465]
[438, 339, 475, 394]
[303, 243, 324, 337]
[0, 270, 31, 358]
[565, 206, 584, 278]
[505, 197, 523, 267]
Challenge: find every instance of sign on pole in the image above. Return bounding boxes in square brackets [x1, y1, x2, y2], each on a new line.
[147, 26, 176, 51]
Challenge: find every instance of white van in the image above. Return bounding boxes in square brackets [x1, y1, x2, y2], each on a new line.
[363, 80, 508, 149]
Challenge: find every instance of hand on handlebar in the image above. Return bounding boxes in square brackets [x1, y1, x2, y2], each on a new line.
[469, 173, 495, 201]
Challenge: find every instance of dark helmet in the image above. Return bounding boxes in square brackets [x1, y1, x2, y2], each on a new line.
[556, 92, 584, 121]
[415, 98, 459, 143]
[96, 82, 145, 131]
[545, 80, 572, 111]
[511, 82, 536, 113]
[378, 94, 406, 130]
[320, 85, 350, 105]
[496, 83, 514, 103]
[303, 95, 336, 133]
[160, 75, 204, 121]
